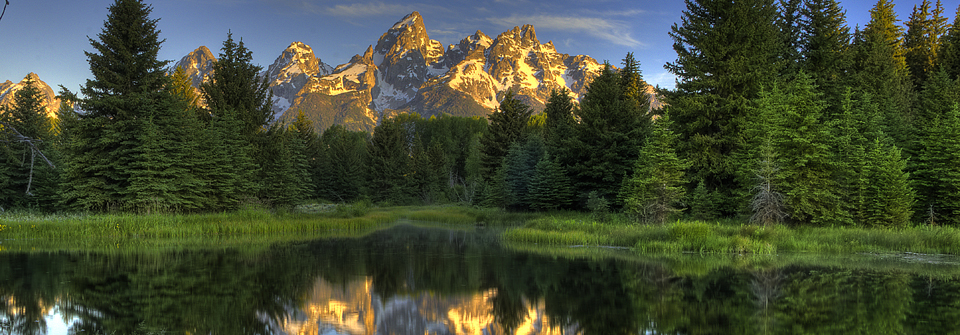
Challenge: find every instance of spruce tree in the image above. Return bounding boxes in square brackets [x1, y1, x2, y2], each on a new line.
[940, 5, 960, 80]
[201, 32, 273, 137]
[368, 114, 417, 204]
[778, 0, 805, 78]
[665, 0, 782, 215]
[620, 111, 688, 224]
[63, 0, 186, 211]
[0, 74, 56, 209]
[799, 0, 852, 112]
[904, 0, 949, 89]
[863, 139, 914, 228]
[315, 125, 367, 203]
[479, 91, 532, 180]
[527, 154, 574, 211]
[851, 0, 914, 156]
[200, 32, 274, 203]
[570, 59, 651, 204]
[911, 70, 960, 225]
[502, 136, 545, 210]
[765, 73, 843, 225]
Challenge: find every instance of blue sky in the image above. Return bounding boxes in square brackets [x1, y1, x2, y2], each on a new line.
[0, 0, 947, 93]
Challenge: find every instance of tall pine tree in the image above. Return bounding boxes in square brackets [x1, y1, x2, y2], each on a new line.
[665, 0, 782, 215]
[620, 111, 688, 224]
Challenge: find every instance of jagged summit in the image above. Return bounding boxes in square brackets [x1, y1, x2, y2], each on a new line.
[0, 73, 61, 118]
[390, 11, 424, 31]
[263, 42, 334, 118]
[172, 46, 215, 88]
[173, 11, 610, 132]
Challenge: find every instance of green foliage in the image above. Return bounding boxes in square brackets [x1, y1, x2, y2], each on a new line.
[665, 0, 782, 214]
[940, 5, 960, 80]
[800, 0, 852, 113]
[863, 139, 914, 228]
[315, 125, 368, 203]
[688, 179, 720, 221]
[62, 0, 202, 212]
[367, 114, 418, 205]
[911, 71, 960, 225]
[904, 0, 949, 89]
[569, 60, 651, 204]
[479, 91, 532, 179]
[620, 112, 688, 224]
[501, 136, 544, 210]
[0, 74, 58, 210]
[527, 154, 574, 211]
[761, 73, 844, 225]
[201, 32, 273, 137]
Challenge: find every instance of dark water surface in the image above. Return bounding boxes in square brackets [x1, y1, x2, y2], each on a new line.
[2, 224, 960, 335]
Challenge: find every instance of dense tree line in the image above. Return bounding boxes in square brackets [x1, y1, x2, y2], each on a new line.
[5, 0, 960, 228]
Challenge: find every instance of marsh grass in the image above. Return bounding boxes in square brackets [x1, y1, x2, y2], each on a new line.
[503, 213, 960, 255]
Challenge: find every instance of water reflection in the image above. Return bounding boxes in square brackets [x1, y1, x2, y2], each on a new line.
[1, 224, 960, 334]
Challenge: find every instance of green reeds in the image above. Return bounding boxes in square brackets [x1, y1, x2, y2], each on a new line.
[502, 214, 960, 256]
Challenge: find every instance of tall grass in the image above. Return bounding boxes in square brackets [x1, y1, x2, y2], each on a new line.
[502, 213, 960, 255]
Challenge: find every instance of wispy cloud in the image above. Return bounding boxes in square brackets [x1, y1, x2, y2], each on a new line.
[488, 14, 642, 48]
[273, 1, 433, 18]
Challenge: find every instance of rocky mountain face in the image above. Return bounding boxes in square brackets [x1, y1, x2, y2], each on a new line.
[177, 11, 624, 132]
[170, 46, 216, 106]
[0, 73, 60, 119]
[263, 42, 334, 120]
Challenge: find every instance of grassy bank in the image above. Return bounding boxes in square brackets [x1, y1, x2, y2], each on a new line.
[0, 204, 516, 252]
[5, 204, 960, 256]
[503, 213, 960, 255]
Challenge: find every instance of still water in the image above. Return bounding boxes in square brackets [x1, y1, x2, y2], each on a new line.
[2, 224, 960, 335]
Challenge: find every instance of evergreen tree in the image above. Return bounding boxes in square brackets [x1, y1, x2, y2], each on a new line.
[193, 112, 256, 210]
[257, 123, 309, 208]
[368, 114, 418, 204]
[63, 0, 188, 211]
[778, 0, 805, 78]
[527, 154, 574, 211]
[289, 110, 318, 198]
[799, 0, 852, 112]
[940, 5, 960, 80]
[851, 0, 914, 156]
[863, 139, 914, 228]
[620, 111, 688, 224]
[169, 66, 199, 108]
[479, 91, 532, 180]
[687, 179, 720, 221]
[570, 59, 651, 204]
[502, 136, 545, 210]
[0, 74, 56, 209]
[542, 89, 576, 166]
[201, 32, 273, 137]
[665, 0, 782, 215]
[199, 32, 275, 203]
[911, 70, 960, 225]
[904, 0, 949, 89]
[315, 125, 368, 203]
[765, 73, 843, 225]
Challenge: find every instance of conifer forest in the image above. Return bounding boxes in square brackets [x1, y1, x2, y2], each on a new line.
[4, 0, 960, 230]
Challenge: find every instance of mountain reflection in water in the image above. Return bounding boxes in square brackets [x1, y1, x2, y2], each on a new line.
[2, 224, 960, 334]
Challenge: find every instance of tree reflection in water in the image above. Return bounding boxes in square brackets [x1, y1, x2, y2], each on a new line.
[1, 224, 960, 334]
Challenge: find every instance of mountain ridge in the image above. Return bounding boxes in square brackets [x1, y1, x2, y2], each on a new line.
[173, 11, 644, 132]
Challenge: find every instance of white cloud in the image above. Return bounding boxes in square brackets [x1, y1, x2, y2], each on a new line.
[487, 15, 642, 48]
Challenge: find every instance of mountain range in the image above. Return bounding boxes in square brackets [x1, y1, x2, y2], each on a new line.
[174, 11, 611, 132]
[4, 12, 655, 133]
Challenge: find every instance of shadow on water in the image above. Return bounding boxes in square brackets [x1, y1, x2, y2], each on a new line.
[2, 223, 960, 334]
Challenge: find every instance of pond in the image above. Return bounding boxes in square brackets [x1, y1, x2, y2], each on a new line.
[2, 223, 960, 334]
